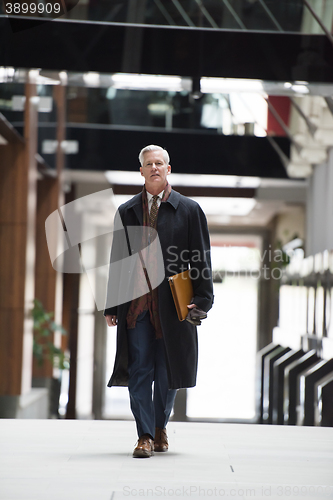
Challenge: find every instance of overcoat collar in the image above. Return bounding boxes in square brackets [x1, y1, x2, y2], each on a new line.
[127, 188, 180, 224]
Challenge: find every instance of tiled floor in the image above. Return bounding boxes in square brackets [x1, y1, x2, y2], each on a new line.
[0, 420, 332, 500]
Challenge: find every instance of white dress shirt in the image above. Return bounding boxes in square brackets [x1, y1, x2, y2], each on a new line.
[146, 189, 164, 214]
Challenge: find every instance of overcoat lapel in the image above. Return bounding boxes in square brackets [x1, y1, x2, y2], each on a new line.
[132, 203, 143, 226]
[127, 192, 143, 226]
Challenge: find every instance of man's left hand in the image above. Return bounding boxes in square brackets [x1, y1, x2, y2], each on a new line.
[186, 303, 207, 326]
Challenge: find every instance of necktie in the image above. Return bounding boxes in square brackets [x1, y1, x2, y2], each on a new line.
[149, 195, 159, 228]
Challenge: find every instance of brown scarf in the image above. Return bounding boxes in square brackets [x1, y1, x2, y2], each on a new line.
[126, 182, 172, 338]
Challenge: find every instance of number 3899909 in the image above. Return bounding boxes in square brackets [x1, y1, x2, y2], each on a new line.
[5, 1, 62, 15]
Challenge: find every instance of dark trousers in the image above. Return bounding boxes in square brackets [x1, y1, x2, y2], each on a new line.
[127, 310, 177, 439]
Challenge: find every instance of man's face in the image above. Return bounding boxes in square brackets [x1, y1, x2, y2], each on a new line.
[140, 150, 171, 194]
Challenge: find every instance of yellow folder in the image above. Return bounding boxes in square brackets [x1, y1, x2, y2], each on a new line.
[168, 269, 194, 321]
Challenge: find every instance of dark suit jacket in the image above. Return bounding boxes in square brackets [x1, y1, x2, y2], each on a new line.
[104, 189, 214, 389]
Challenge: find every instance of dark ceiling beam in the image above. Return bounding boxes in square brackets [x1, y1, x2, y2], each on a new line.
[33, 126, 290, 178]
[111, 184, 256, 197]
[1, 18, 333, 82]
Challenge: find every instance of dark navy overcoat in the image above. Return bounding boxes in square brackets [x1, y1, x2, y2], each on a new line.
[104, 189, 214, 390]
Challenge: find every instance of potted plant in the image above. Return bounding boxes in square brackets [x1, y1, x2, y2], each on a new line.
[32, 299, 69, 417]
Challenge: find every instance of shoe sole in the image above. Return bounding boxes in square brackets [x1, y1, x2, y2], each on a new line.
[133, 450, 154, 458]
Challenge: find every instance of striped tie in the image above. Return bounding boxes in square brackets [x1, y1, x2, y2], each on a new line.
[149, 195, 159, 228]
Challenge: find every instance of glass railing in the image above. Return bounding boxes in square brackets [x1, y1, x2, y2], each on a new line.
[0, 80, 268, 136]
[1, 71, 332, 138]
[1, 0, 333, 35]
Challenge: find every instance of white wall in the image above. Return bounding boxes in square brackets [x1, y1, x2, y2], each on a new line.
[306, 148, 333, 256]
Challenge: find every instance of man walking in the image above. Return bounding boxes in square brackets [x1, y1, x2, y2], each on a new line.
[104, 145, 213, 457]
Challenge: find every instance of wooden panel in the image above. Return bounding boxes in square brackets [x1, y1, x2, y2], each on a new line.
[33, 84, 66, 378]
[0, 143, 27, 225]
[0, 140, 28, 395]
[33, 177, 59, 378]
[0, 222, 27, 309]
[0, 143, 27, 311]
[0, 310, 25, 394]
[0, 83, 38, 396]
[35, 178, 59, 309]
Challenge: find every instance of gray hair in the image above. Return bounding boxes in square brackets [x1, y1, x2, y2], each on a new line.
[138, 145, 170, 166]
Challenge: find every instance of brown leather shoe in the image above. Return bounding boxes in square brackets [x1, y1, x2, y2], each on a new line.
[154, 427, 168, 452]
[133, 435, 154, 458]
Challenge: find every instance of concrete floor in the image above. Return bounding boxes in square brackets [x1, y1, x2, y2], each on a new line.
[0, 420, 332, 500]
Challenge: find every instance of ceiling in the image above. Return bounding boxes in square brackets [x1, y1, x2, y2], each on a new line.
[1, 3, 332, 230]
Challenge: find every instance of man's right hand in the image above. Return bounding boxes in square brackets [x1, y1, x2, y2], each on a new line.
[105, 315, 117, 327]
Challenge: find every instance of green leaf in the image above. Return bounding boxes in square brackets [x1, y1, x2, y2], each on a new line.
[31, 299, 69, 370]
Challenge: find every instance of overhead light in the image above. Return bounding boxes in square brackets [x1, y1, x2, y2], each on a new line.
[83, 72, 100, 87]
[12, 95, 26, 111]
[11, 95, 53, 112]
[61, 140, 79, 154]
[201, 77, 264, 94]
[42, 140, 79, 154]
[148, 103, 172, 115]
[29, 69, 40, 83]
[0, 67, 15, 82]
[42, 140, 58, 154]
[291, 82, 309, 94]
[37, 97, 53, 112]
[110, 73, 183, 91]
[291, 85, 309, 94]
[59, 71, 68, 85]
